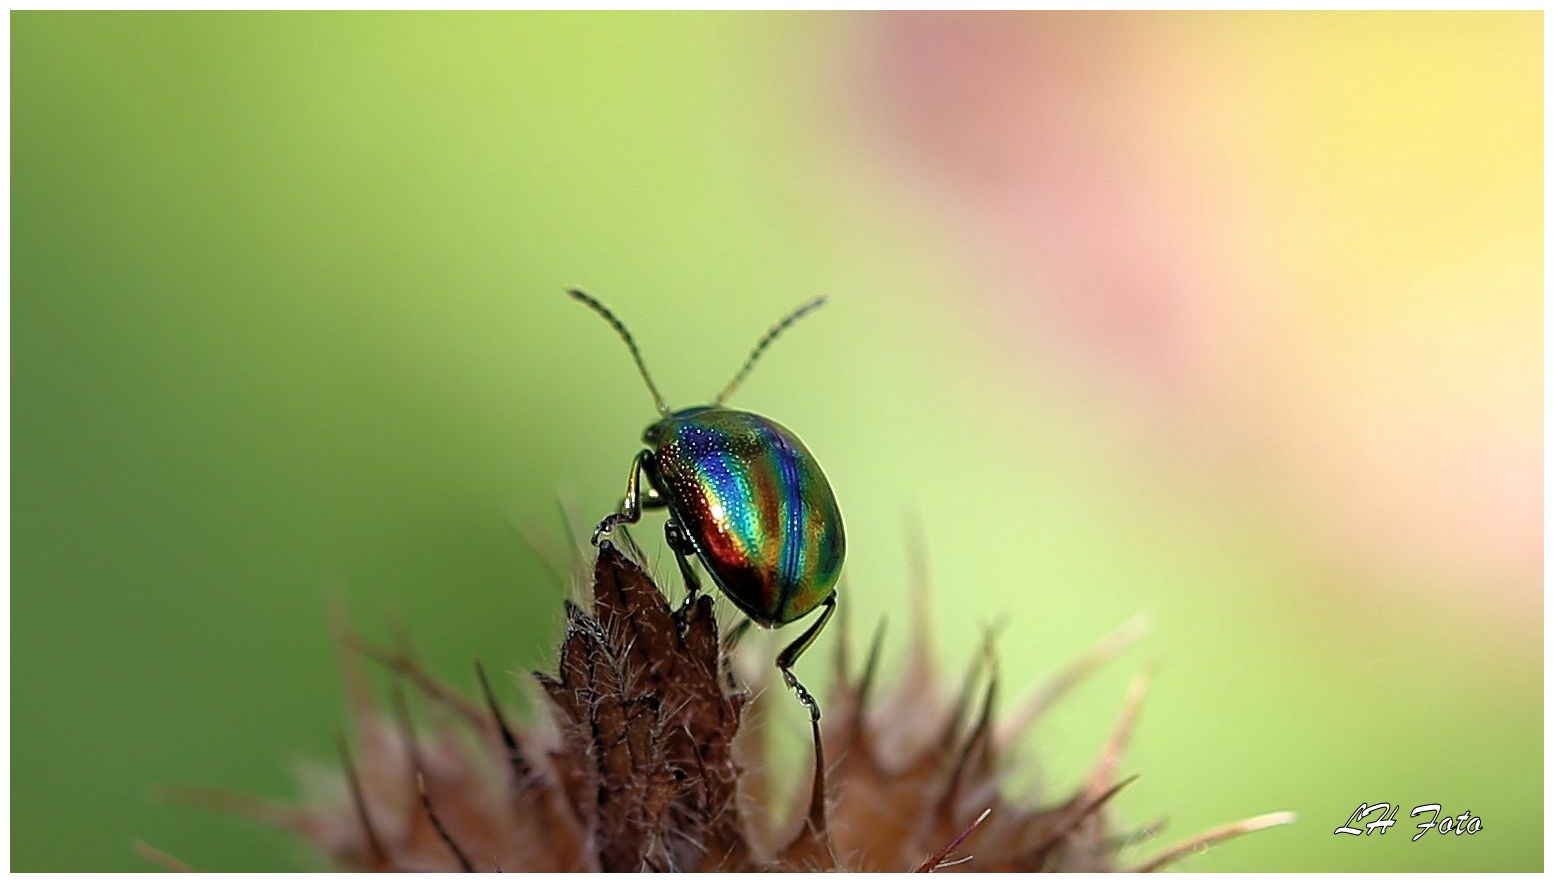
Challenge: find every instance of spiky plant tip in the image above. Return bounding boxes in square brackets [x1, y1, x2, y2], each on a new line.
[154, 540, 1293, 871]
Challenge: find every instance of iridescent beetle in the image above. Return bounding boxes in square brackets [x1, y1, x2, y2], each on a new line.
[569, 289, 844, 720]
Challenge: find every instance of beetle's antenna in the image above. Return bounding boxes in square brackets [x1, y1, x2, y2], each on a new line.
[568, 289, 670, 415]
[713, 296, 827, 405]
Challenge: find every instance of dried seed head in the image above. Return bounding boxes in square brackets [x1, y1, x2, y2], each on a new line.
[159, 541, 1293, 871]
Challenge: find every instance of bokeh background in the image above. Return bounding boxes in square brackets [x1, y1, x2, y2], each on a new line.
[12, 11, 1541, 872]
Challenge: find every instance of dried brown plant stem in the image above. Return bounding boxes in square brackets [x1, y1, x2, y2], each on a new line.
[166, 539, 1293, 872]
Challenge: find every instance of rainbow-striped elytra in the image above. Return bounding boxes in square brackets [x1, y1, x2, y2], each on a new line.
[569, 289, 844, 721]
[645, 407, 845, 624]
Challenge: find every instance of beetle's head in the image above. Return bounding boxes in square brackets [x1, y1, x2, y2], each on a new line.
[642, 406, 714, 447]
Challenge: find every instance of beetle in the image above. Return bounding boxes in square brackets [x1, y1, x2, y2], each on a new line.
[568, 288, 844, 721]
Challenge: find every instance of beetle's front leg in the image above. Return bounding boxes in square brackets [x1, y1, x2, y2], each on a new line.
[777, 593, 837, 722]
[591, 450, 653, 546]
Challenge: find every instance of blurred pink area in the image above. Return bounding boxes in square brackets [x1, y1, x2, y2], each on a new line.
[850, 13, 1540, 608]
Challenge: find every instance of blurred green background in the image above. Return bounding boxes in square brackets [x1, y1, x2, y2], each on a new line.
[13, 12, 1541, 871]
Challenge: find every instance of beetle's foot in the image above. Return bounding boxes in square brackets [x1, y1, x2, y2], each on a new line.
[591, 514, 622, 547]
[782, 667, 822, 722]
[674, 591, 699, 619]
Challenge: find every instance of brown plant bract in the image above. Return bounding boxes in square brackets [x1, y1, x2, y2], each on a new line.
[164, 541, 1292, 871]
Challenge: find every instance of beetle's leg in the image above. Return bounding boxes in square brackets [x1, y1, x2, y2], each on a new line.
[776, 593, 837, 722]
[608, 482, 666, 557]
[621, 485, 666, 514]
[592, 450, 651, 546]
[664, 519, 703, 611]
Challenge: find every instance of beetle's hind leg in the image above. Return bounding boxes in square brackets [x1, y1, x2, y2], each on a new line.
[592, 450, 654, 546]
[776, 593, 837, 722]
